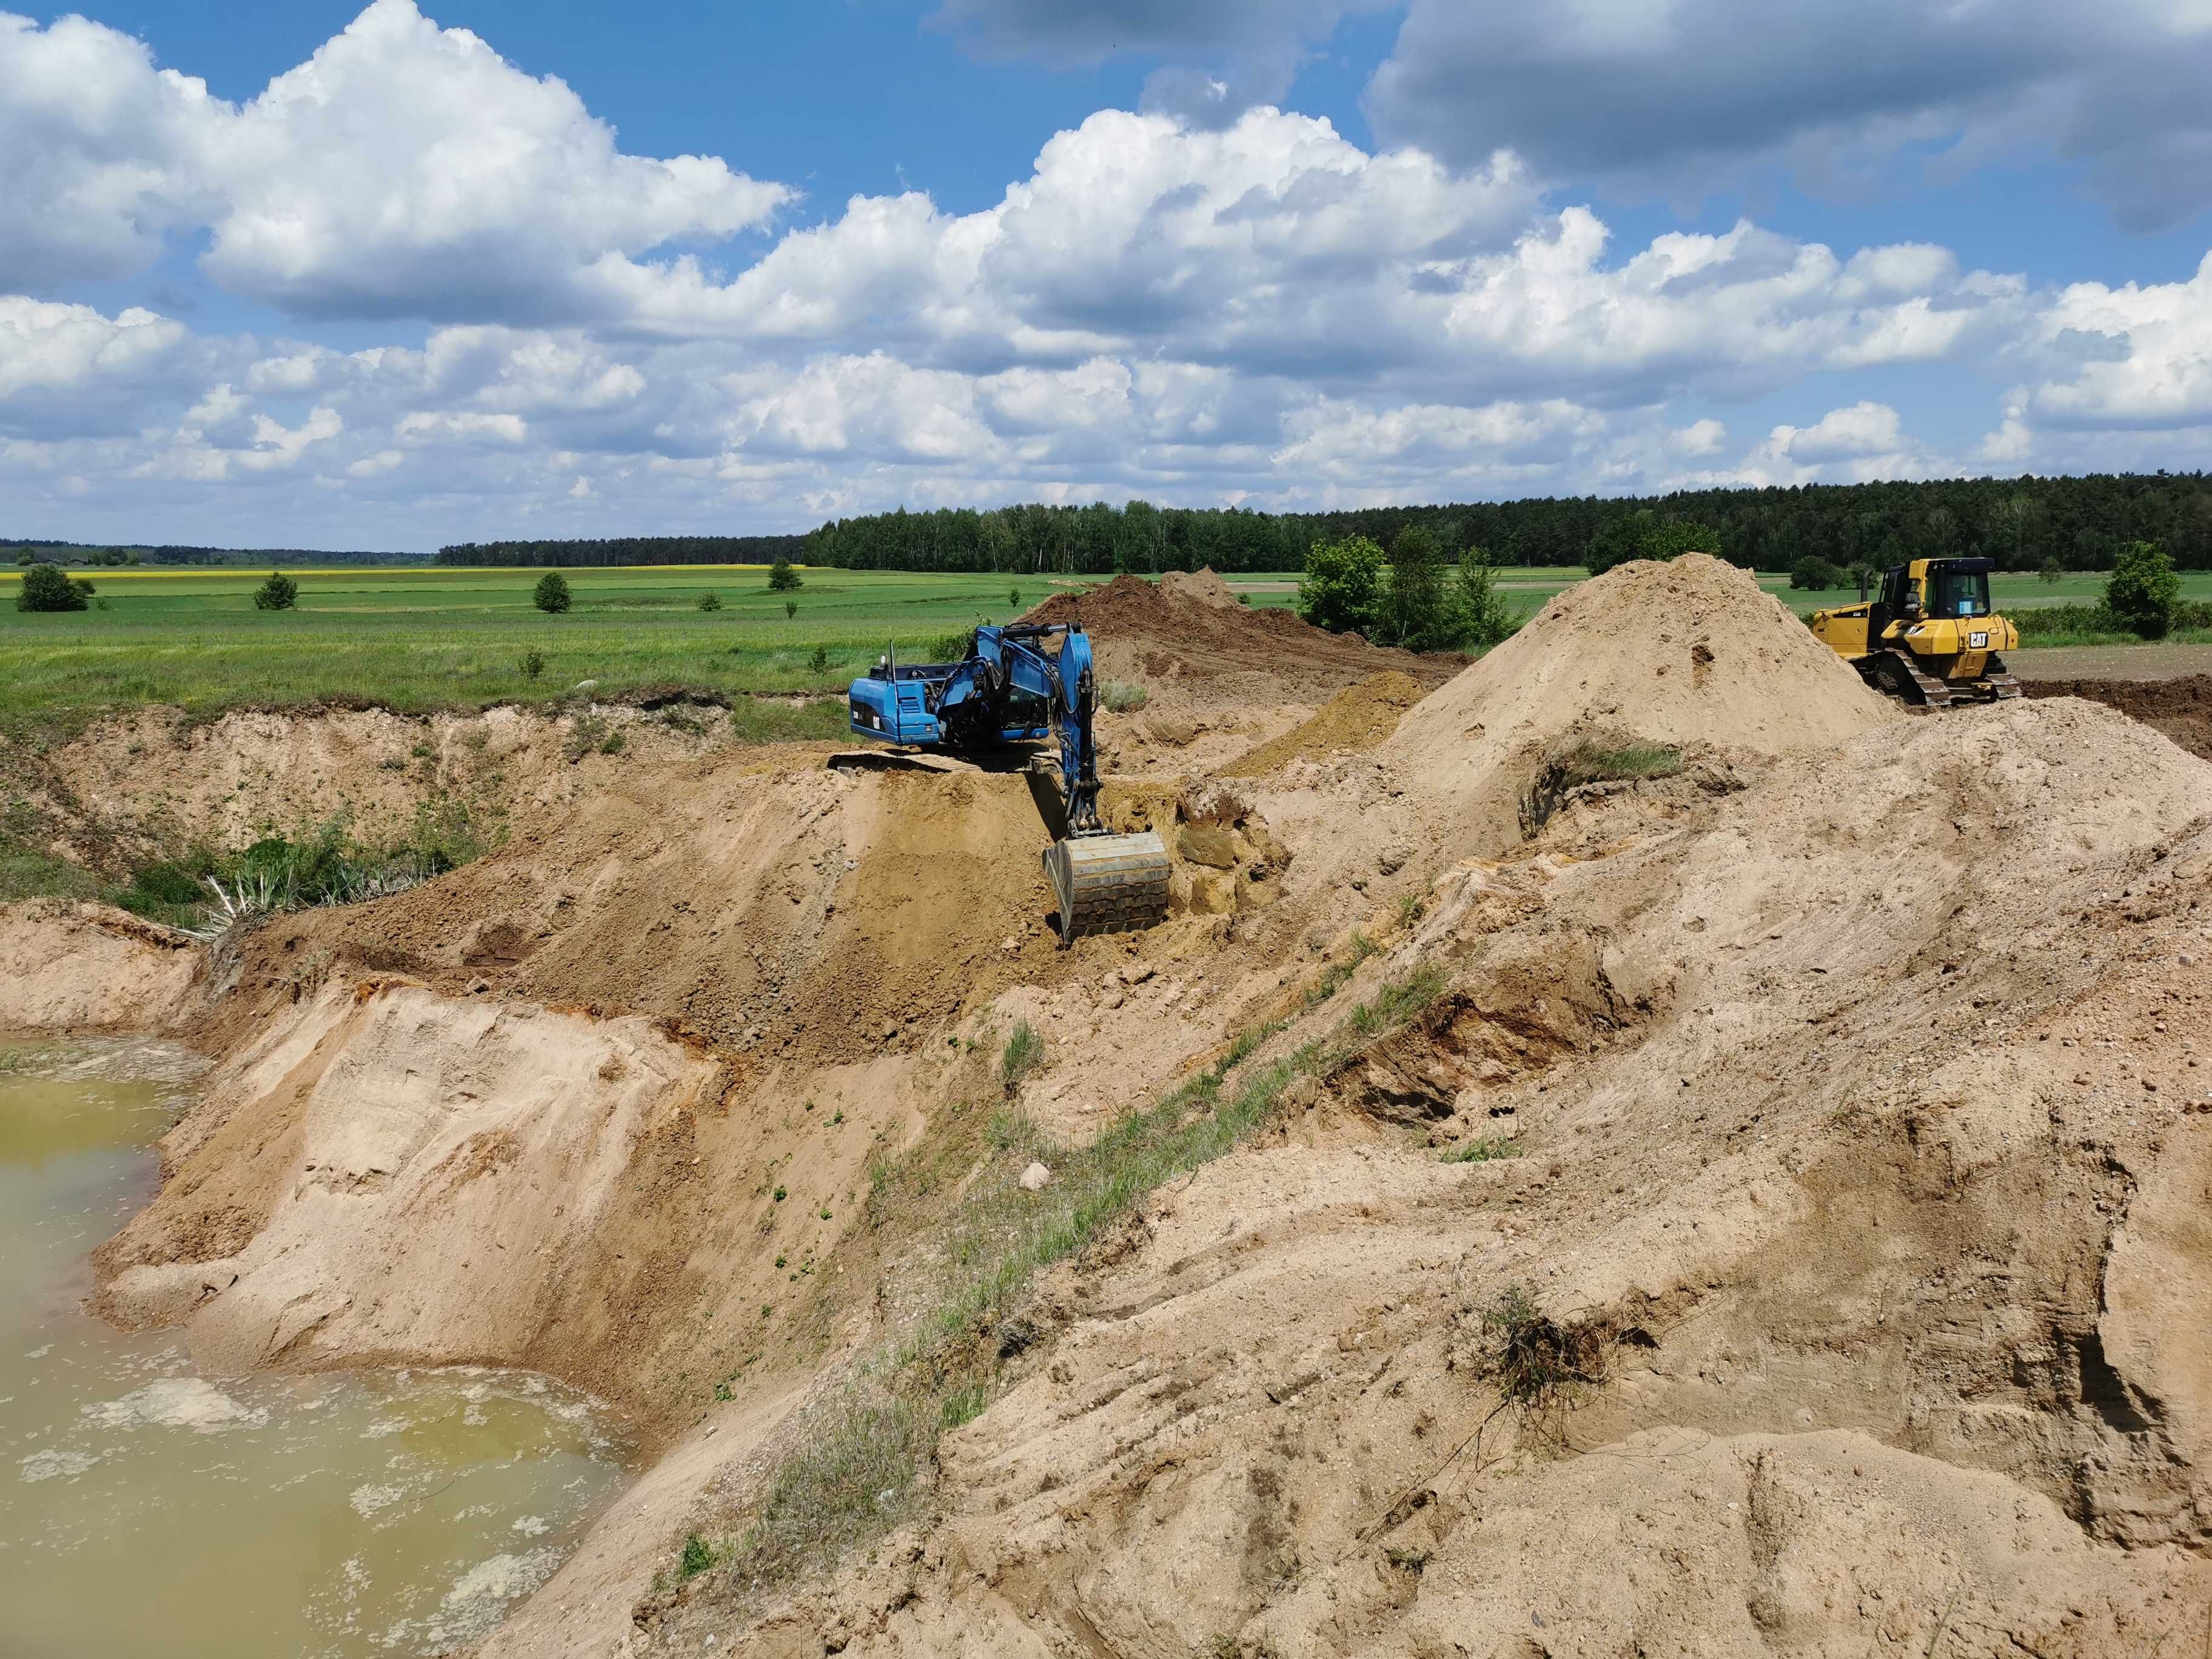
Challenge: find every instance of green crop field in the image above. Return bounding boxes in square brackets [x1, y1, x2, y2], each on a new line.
[0, 565, 1090, 731]
[8, 560, 2212, 732]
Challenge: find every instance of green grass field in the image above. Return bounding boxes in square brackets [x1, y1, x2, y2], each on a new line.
[8, 560, 2212, 732]
[0, 565, 1070, 729]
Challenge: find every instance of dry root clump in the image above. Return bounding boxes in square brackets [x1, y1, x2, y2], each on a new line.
[1470, 1284, 1610, 1417]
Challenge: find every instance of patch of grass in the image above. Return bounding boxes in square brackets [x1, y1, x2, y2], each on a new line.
[1346, 963, 1447, 1039]
[1305, 932, 1378, 1007]
[678, 1533, 716, 1581]
[999, 1021, 1043, 1095]
[1560, 740, 1682, 786]
[1384, 1545, 1431, 1572]
[1439, 1134, 1520, 1164]
[728, 692, 845, 745]
[939, 1384, 989, 1429]
[1100, 680, 1148, 713]
[720, 1389, 934, 1589]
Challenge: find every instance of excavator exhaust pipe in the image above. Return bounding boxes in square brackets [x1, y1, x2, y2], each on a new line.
[1044, 831, 1171, 946]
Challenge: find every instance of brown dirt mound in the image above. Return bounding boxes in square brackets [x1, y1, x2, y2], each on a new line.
[2024, 674, 2212, 762]
[1384, 553, 1897, 853]
[1218, 670, 1428, 778]
[1024, 574, 1460, 711]
[1156, 567, 1239, 609]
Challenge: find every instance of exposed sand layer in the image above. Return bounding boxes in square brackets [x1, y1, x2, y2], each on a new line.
[7, 560, 2210, 1659]
[0, 901, 201, 1032]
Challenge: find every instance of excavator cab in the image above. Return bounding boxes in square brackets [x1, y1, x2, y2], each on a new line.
[1810, 557, 2022, 708]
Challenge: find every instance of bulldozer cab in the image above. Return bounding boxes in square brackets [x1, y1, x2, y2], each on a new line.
[1868, 558, 1992, 649]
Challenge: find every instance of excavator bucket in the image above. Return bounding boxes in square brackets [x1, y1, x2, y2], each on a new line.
[1044, 831, 1171, 945]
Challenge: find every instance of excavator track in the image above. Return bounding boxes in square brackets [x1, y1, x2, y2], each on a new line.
[1045, 832, 1171, 946]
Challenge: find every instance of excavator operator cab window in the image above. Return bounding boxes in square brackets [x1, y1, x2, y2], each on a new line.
[1929, 567, 1991, 619]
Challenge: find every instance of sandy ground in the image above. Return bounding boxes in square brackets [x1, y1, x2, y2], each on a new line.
[6, 560, 2212, 1658]
[2009, 643, 2212, 679]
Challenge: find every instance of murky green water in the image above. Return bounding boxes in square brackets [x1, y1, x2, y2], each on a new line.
[0, 1039, 630, 1658]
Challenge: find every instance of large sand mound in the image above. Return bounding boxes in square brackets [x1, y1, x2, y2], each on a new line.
[1025, 573, 1460, 711]
[1385, 553, 1895, 851]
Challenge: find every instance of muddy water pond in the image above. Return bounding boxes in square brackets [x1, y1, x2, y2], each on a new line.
[1, 1039, 630, 1658]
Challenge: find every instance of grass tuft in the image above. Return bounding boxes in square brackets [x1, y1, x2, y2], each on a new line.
[999, 1022, 1043, 1095]
[1100, 680, 1148, 713]
[1439, 1134, 1520, 1164]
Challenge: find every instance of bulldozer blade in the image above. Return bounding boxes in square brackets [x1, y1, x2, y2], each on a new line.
[1045, 831, 1170, 946]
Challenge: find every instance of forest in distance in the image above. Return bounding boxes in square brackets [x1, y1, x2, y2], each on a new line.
[438, 471, 2212, 575]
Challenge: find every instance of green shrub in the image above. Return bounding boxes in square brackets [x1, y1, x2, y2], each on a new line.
[1298, 535, 1385, 635]
[16, 563, 87, 612]
[518, 648, 546, 681]
[2106, 540, 2181, 638]
[252, 571, 298, 611]
[1456, 549, 1516, 649]
[533, 571, 571, 614]
[677, 1533, 714, 1581]
[1441, 1135, 1520, 1164]
[807, 643, 831, 675]
[768, 559, 803, 592]
[1378, 525, 1457, 652]
[1789, 555, 1843, 591]
[785, 599, 798, 620]
[697, 591, 722, 612]
[2038, 557, 2065, 585]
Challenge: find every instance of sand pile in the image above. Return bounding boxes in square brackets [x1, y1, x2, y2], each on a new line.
[1384, 553, 1895, 853]
[630, 695, 2212, 1659]
[1218, 670, 1427, 777]
[1024, 574, 1458, 710]
[2027, 675, 2212, 763]
[1156, 567, 1240, 609]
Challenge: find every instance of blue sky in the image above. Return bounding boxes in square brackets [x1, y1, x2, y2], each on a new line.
[3, 1, 2210, 549]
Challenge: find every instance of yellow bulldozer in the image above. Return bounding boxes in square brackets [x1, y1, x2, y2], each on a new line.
[1809, 557, 2023, 708]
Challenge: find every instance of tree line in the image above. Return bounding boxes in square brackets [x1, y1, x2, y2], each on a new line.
[800, 474, 2212, 575]
[435, 535, 807, 567]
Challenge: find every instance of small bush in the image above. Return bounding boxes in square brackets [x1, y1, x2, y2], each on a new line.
[16, 563, 88, 612]
[1101, 680, 1148, 712]
[253, 570, 298, 611]
[2038, 557, 2065, 585]
[1298, 535, 1384, 635]
[677, 1533, 714, 1581]
[697, 590, 722, 612]
[534, 571, 572, 614]
[1789, 555, 1843, 591]
[2106, 540, 2181, 639]
[785, 599, 799, 620]
[1456, 549, 1517, 649]
[768, 558, 803, 592]
[518, 648, 546, 681]
[808, 644, 830, 675]
[999, 1021, 1043, 1094]
[1008, 586, 1021, 609]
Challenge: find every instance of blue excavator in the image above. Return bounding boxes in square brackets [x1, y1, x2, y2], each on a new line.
[846, 623, 1170, 943]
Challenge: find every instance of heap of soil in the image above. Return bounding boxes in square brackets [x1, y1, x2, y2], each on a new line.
[1024, 573, 1460, 710]
[1156, 568, 1240, 609]
[2025, 674, 2212, 763]
[1218, 671, 1428, 778]
[1384, 553, 1896, 853]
